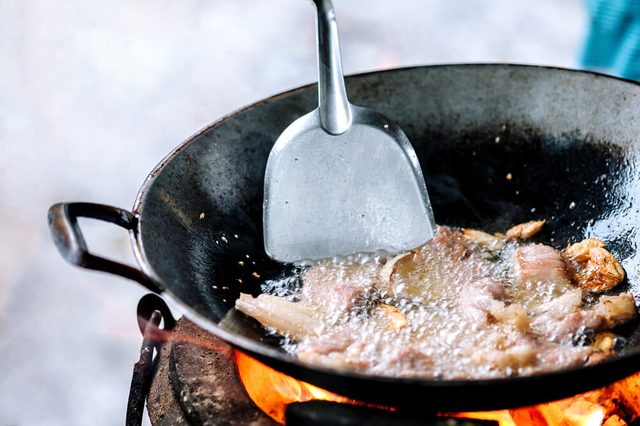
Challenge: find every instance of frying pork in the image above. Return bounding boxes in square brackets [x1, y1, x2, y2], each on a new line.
[236, 223, 637, 380]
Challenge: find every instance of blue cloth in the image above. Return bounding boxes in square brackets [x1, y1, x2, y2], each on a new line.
[580, 0, 640, 80]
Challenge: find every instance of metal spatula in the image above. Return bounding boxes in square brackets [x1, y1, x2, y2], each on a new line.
[263, 0, 435, 263]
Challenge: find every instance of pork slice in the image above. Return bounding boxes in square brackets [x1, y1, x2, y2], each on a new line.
[462, 228, 506, 249]
[470, 337, 596, 377]
[301, 261, 380, 314]
[530, 289, 584, 341]
[505, 220, 545, 239]
[297, 350, 351, 371]
[458, 278, 507, 325]
[573, 246, 625, 293]
[377, 251, 417, 289]
[298, 335, 374, 372]
[296, 331, 353, 356]
[535, 289, 583, 318]
[377, 227, 464, 290]
[378, 226, 476, 300]
[458, 278, 531, 331]
[235, 294, 318, 340]
[532, 311, 588, 343]
[531, 343, 595, 373]
[531, 291, 637, 342]
[372, 347, 434, 378]
[564, 238, 606, 264]
[471, 344, 538, 373]
[492, 304, 531, 332]
[423, 226, 470, 261]
[513, 244, 572, 287]
[588, 293, 638, 329]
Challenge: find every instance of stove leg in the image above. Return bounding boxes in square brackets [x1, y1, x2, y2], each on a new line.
[126, 294, 176, 426]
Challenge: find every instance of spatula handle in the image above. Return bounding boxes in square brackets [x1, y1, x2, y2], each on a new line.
[314, 0, 352, 135]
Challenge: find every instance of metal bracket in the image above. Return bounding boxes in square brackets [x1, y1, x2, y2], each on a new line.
[126, 294, 176, 426]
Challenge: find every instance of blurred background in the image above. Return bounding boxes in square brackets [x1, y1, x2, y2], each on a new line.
[0, 0, 594, 424]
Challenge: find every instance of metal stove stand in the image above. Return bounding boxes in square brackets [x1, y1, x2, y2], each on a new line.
[126, 294, 496, 426]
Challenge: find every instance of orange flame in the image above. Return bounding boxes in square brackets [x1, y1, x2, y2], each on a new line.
[234, 351, 354, 424]
[235, 350, 640, 426]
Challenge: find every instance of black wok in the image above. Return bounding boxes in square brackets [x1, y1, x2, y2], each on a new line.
[48, 64, 640, 412]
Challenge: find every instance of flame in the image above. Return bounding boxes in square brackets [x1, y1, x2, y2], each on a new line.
[234, 351, 353, 424]
[235, 350, 640, 426]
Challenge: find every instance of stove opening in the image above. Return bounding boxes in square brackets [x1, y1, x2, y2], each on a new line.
[235, 350, 640, 425]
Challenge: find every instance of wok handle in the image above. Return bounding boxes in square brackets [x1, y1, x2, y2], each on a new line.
[47, 202, 162, 293]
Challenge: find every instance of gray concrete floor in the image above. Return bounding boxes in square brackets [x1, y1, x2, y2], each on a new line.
[0, 0, 585, 424]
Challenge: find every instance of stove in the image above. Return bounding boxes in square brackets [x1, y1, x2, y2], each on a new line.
[127, 294, 640, 426]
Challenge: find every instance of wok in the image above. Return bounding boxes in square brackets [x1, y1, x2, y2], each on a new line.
[49, 64, 640, 412]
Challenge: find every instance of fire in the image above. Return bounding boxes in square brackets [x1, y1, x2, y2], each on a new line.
[234, 351, 354, 424]
[235, 350, 640, 425]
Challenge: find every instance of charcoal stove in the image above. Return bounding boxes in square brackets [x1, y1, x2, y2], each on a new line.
[127, 294, 640, 426]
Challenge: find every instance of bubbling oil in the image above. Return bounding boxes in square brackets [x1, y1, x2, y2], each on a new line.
[256, 227, 605, 379]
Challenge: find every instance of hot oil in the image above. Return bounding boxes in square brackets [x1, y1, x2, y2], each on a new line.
[256, 227, 620, 380]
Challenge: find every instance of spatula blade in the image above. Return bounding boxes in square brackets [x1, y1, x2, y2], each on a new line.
[264, 107, 435, 263]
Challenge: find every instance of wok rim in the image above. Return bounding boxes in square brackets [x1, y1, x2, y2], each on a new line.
[129, 63, 640, 408]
